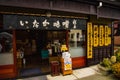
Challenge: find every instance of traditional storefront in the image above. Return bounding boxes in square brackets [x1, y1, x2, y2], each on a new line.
[0, 13, 114, 79]
[0, 14, 87, 78]
[0, 0, 119, 79]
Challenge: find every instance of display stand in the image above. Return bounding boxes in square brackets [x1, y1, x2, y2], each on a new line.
[60, 45, 72, 75]
[60, 58, 72, 75]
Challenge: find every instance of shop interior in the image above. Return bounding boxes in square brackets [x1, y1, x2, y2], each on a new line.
[16, 30, 67, 76]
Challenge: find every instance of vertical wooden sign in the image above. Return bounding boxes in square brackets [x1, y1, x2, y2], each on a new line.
[105, 26, 109, 46]
[99, 25, 104, 46]
[93, 25, 98, 47]
[87, 22, 93, 58]
[108, 27, 111, 45]
[102, 25, 104, 46]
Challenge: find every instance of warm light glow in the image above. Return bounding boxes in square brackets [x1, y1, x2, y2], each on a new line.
[98, 2, 102, 8]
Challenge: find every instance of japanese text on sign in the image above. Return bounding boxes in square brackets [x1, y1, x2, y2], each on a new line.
[93, 25, 98, 47]
[99, 25, 104, 46]
[3, 15, 87, 30]
[87, 22, 93, 58]
[105, 26, 109, 46]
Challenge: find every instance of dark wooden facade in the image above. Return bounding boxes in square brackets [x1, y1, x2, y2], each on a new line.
[0, 0, 120, 19]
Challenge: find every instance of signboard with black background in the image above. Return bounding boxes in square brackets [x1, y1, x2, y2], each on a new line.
[3, 15, 86, 30]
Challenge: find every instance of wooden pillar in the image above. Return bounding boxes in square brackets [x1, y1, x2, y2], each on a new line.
[12, 30, 17, 77]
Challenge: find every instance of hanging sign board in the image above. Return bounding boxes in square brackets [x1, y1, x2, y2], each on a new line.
[99, 25, 104, 46]
[87, 22, 93, 58]
[93, 25, 98, 47]
[105, 26, 109, 46]
[108, 37, 111, 45]
[3, 15, 86, 30]
[108, 27, 111, 45]
[102, 25, 104, 46]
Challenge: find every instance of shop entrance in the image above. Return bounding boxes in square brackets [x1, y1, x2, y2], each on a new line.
[16, 30, 66, 77]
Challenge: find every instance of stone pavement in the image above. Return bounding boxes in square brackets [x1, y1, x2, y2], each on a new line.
[75, 74, 118, 80]
[17, 65, 119, 80]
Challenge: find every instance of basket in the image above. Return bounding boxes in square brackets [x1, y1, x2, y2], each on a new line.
[97, 64, 111, 75]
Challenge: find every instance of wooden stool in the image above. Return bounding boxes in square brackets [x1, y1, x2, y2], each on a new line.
[50, 61, 60, 76]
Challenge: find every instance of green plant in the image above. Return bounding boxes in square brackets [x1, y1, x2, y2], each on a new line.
[115, 49, 120, 62]
[100, 58, 112, 68]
